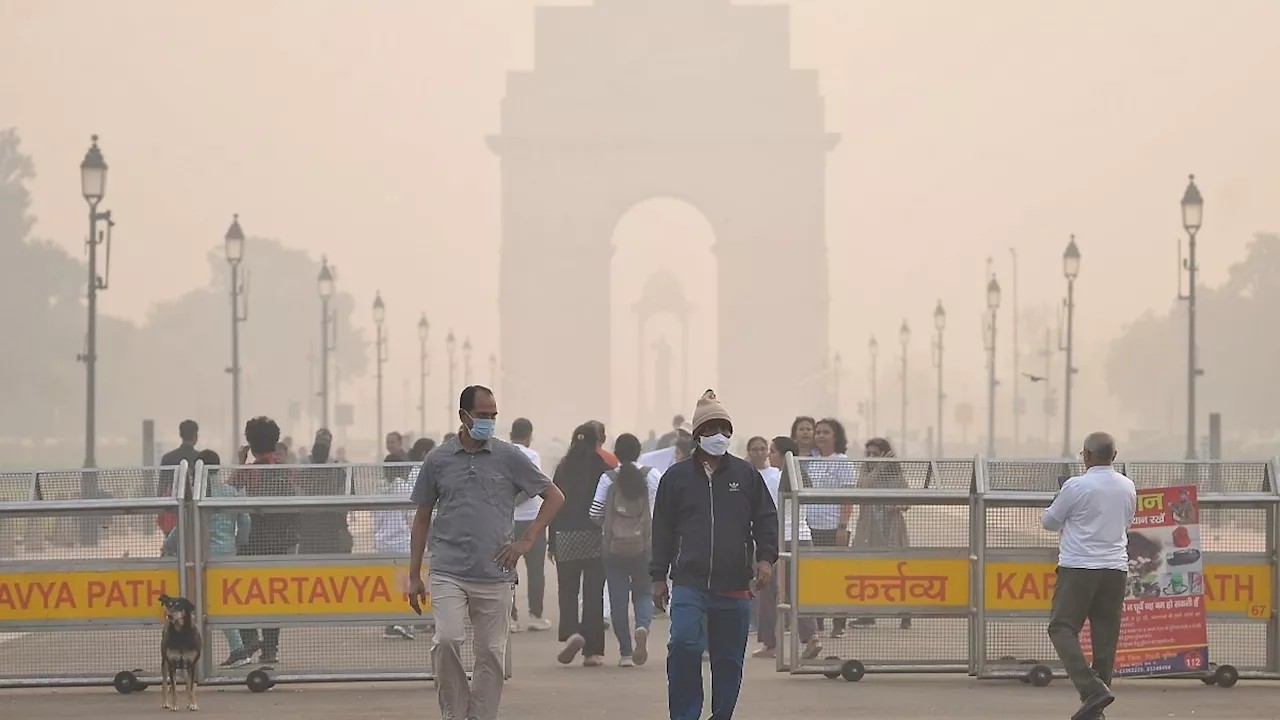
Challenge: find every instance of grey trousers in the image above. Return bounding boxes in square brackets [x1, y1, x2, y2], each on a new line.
[429, 574, 514, 720]
[1047, 567, 1126, 701]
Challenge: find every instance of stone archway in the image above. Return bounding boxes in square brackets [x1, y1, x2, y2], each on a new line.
[489, 0, 839, 437]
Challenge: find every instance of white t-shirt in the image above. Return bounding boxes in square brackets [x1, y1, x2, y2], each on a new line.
[761, 465, 811, 542]
[513, 444, 544, 521]
[590, 462, 663, 523]
[803, 452, 855, 531]
[1041, 465, 1136, 571]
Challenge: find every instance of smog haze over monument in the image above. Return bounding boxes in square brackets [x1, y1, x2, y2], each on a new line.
[2, 0, 1279, 462]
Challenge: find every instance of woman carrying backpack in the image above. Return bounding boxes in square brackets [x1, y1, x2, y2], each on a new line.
[589, 433, 661, 667]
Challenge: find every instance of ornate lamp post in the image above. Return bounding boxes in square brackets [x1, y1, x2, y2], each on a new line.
[1179, 175, 1204, 459]
[984, 276, 1002, 456]
[317, 258, 335, 429]
[225, 215, 248, 454]
[932, 301, 946, 456]
[1061, 236, 1080, 457]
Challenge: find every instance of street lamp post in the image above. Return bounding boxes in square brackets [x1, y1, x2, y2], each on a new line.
[418, 314, 429, 436]
[932, 301, 946, 456]
[78, 136, 110, 543]
[868, 336, 879, 437]
[224, 215, 248, 454]
[1061, 236, 1081, 457]
[984, 276, 1002, 456]
[1180, 175, 1204, 459]
[463, 338, 473, 385]
[899, 320, 910, 454]
[832, 352, 843, 418]
[373, 292, 387, 455]
[317, 258, 335, 430]
[446, 331, 457, 430]
[1009, 248, 1020, 451]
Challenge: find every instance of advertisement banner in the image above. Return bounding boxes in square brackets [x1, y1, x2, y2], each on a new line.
[797, 557, 969, 607]
[1084, 484, 1210, 677]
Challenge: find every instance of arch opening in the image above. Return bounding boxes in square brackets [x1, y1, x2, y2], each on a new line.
[609, 197, 718, 439]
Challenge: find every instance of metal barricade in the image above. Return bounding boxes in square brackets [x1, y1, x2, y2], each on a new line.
[779, 454, 977, 681]
[194, 461, 511, 690]
[0, 463, 189, 690]
[975, 459, 1280, 688]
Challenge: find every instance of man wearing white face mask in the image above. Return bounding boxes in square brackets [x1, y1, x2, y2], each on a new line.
[651, 390, 779, 720]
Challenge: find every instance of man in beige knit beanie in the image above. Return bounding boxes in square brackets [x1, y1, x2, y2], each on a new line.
[650, 389, 779, 720]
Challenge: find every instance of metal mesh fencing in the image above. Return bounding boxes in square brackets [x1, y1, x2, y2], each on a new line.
[0, 476, 185, 689]
[786, 456, 975, 675]
[195, 463, 500, 683]
[977, 459, 1280, 684]
[0, 628, 163, 684]
[0, 510, 169, 562]
[34, 467, 180, 501]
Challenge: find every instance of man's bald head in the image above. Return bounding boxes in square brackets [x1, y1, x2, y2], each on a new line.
[1082, 432, 1117, 467]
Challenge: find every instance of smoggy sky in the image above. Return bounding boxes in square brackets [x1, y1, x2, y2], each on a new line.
[3, 0, 1278, 444]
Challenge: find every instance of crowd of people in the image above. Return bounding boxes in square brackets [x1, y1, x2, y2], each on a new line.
[156, 386, 1128, 720]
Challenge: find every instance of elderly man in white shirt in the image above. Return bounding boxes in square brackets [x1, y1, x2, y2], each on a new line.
[1041, 431, 1136, 720]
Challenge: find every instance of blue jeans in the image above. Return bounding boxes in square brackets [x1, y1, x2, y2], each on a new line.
[603, 553, 653, 656]
[667, 585, 752, 720]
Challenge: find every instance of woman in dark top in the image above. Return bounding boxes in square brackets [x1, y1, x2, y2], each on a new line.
[295, 428, 353, 555]
[550, 423, 612, 667]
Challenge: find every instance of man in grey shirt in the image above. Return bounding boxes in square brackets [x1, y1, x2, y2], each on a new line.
[408, 385, 564, 720]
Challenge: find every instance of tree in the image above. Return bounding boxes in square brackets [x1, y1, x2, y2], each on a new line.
[133, 237, 369, 449]
[0, 128, 92, 438]
[1106, 233, 1280, 436]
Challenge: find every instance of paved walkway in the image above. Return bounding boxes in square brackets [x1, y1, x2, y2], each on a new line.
[2, 563, 1275, 718]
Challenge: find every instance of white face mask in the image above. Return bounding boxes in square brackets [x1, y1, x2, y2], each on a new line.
[698, 433, 732, 457]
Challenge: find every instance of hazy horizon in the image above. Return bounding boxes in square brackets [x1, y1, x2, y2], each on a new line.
[3, 0, 1279, 457]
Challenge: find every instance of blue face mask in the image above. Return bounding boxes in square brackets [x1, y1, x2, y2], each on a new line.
[467, 413, 496, 441]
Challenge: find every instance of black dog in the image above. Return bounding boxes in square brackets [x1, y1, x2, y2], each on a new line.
[158, 594, 202, 712]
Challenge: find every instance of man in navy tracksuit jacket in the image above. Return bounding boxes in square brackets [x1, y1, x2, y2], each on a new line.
[651, 390, 779, 720]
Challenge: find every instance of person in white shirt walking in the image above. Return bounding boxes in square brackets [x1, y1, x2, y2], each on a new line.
[1041, 431, 1136, 720]
[509, 418, 552, 632]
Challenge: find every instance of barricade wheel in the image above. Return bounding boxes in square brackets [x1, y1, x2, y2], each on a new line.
[113, 670, 138, 694]
[840, 660, 866, 683]
[1028, 665, 1053, 687]
[131, 668, 148, 691]
[1017, 658, 1038, 684]
[1214, 664, 1239, 688]
[822, 656, 842, 680]
[1200, 664, 1218, 685]
[246, 668, 274, 693]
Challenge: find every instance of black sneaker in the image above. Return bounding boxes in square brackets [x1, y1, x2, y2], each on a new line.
[220, 648, 252, 668]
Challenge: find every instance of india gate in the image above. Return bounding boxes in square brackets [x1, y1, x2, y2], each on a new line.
[489, 0, 838, 436]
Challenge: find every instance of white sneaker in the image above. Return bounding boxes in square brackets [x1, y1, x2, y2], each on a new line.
[527, 616, 552, 632]
[509, 620, 523, 633]
[618, 656, 635, 667]
[557, 634, 585, 664]
[632, 627, 649, 666]
[583, 654, 604, 667]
